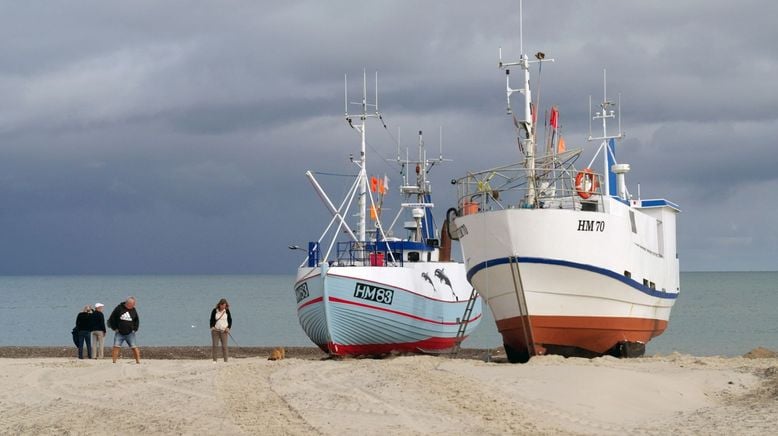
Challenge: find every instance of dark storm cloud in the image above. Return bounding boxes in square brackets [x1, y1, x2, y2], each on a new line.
[0, 1, 776, 273]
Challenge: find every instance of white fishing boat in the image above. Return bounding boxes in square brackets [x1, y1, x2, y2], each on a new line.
[292, 73, 481, 356]
[448, 15, 680, 362]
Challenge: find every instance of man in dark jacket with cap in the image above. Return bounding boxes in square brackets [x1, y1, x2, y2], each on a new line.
[89, 303, 107, 359]
[107, 297, 141, 364]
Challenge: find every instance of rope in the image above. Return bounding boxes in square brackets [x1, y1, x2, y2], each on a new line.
[228, 331, 244, 350]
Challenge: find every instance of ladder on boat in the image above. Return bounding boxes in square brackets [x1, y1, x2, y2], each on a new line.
[451, 288, 479, 356]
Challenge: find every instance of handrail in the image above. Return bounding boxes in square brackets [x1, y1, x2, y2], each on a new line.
[454, 158, 605, 215]
[303, 240, 438, 267]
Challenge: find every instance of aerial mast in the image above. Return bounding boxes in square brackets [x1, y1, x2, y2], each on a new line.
[587, 69, 625, 198]
[345, 70, 381, 242]
[499, 0, 553, 207]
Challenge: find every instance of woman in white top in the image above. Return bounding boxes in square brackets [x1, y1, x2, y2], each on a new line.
[209, 298, 232, 362]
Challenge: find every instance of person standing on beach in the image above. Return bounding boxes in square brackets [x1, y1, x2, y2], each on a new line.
[209, 298, 232, 362]
[89, 303, 107, 359]
[107, 297, 140, 364]
[75, 305, 93, 359]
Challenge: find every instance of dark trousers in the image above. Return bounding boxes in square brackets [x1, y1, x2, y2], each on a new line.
[77, 330, 92, 359]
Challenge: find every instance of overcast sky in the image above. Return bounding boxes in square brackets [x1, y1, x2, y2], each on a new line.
[0, 1, 775, 274]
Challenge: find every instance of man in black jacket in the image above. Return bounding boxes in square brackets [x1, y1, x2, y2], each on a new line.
[107, 297, 141, 364]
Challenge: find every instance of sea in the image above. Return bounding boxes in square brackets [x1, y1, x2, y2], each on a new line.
[1, 272, 776, 357]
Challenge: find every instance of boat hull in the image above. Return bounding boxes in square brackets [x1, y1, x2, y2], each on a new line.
[294, 262, 482, 356]
[498, 314, 666, 359]
[456, 202, 679, 360]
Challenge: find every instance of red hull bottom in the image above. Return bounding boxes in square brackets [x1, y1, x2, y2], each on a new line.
[317, 336, 461, 356]
[497, 315, 668, 360]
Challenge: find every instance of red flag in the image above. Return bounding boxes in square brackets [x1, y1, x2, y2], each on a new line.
[549, 106, 559, 129]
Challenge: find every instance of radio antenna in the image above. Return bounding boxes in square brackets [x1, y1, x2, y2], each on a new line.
[519, 0, 524, 54]
[439, 126, 444, 160]
[343, 69, 382, 242]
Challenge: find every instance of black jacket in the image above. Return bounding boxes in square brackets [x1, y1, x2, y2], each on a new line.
[108, 302, 139, 335]
[209, 308, 232, 330]
[75, 312, 91, 331]
[89, 311, 106, 333]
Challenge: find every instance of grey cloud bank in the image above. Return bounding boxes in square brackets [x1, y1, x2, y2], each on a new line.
[0, 1, 776, 274]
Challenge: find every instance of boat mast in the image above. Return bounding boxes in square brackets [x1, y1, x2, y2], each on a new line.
[394, 129, 446, 243]
[587, 69, 624, 197]
[499, 0, 553, 208]
[345, 70, 381, 242]
[417, 130, 426, 202]
[414, 131, 427, 242]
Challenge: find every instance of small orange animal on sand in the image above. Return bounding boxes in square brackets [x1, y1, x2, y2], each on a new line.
[268, 347, 285, 361]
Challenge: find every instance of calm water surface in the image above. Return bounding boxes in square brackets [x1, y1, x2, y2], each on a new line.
[1, 272, 775, 356]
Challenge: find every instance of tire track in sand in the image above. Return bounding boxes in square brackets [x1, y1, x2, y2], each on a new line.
[265, 356, 567, 435]
[0, 359, 242, 435]
[217, 358, 320, 435]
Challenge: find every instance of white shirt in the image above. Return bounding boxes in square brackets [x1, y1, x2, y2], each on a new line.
[214, 309, 229, 331]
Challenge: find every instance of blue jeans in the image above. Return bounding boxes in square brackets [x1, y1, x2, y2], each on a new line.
[77, 330, 92, 359]
[113, 331, 138, 348]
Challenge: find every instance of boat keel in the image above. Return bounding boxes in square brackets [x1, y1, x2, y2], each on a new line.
[497, 314, 663, 362]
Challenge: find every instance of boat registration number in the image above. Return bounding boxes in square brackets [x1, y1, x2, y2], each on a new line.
[295, 283, 310, 303]
[577, 219, 606, 232]
[354, 283, 394, 305]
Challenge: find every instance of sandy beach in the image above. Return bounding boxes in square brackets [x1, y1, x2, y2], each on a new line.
[0, 349, 776, 435]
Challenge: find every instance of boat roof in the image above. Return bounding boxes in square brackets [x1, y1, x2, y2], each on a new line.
[635, 198, 681, 212]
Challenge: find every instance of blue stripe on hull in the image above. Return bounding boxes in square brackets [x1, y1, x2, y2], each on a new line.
[467, 256, 678, 300]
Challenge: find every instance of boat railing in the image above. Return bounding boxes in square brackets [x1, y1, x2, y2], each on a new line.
[454, 161, 604, 215]
[303, 241, 401, 267]
[333, 241, 380, 267]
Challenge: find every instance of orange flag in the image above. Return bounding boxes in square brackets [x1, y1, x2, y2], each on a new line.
[370, 176, 386, 194]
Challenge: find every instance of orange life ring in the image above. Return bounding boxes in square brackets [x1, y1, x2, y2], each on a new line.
[575, 168, 599, 199]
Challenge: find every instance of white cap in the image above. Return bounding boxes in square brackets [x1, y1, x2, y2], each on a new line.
[95, 303, 104, 308]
